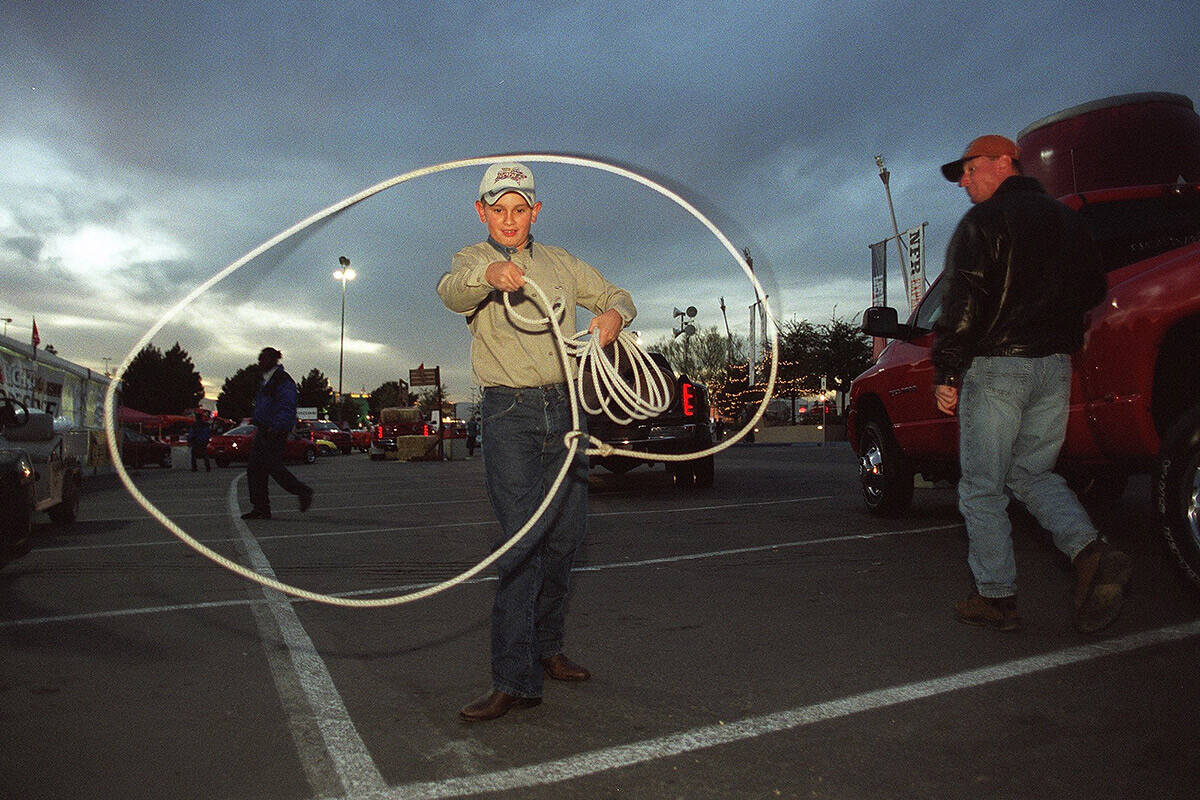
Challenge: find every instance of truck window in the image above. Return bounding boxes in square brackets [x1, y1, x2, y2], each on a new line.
[911, 276, 947, 333]
[1079, 189, 1200, 271]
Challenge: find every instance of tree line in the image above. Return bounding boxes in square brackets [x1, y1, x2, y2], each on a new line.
[647, 314, 872, 421]
[121, 315, 870, 428]
[119, 343, 440, 425]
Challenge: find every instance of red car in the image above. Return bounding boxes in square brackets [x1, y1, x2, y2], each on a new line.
[206, 425, 318, 468]
[120, 429, 174, 469]
[295, 420, 354, 455]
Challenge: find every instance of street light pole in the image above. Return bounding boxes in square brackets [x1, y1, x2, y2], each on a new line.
[333, 256, 356, 424]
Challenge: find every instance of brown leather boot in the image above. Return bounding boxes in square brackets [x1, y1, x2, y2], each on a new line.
[1073, 541, 1132, 633]
[458, 690, 541, 722]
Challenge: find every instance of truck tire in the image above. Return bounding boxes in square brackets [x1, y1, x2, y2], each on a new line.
[692, 454, 715, 489]
[48, 472, 80, 525]
[1, 501, 33, 565]
[858, 418, 914, 516]
[303, 446, 317, 465]
[1156, 405, 1200, 589]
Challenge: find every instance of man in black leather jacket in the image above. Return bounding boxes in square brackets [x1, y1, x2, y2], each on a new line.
[932, 134, 1130, 634]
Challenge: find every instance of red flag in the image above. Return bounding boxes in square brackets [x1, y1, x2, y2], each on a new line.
[418, 362, 424, 370]
[31, 317, 40, 349]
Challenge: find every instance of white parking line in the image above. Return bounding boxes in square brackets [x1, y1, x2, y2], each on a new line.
[226, 480, 389, 800]
[384, 620, 1200, 799]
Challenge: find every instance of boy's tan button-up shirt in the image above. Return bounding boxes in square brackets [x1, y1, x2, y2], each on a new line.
[438, 240, 636, 388]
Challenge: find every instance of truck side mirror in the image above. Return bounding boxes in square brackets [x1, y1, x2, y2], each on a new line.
[860, 306, 911, 340]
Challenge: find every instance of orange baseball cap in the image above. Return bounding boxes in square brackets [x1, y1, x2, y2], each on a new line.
[941, 135, 1020, 181]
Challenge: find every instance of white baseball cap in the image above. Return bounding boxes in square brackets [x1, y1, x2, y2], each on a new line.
[478, 162, 536, 206]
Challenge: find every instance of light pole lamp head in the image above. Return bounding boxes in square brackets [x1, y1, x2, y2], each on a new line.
[338, 255, 350, 267]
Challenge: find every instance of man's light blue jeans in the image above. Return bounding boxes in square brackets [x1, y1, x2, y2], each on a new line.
[958, 354, 1098, 598]
[480, 384, 588, 698]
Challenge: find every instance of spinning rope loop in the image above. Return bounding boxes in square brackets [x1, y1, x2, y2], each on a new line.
[102, 154, 779, 608]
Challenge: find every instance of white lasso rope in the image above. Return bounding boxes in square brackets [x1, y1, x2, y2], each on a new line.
[102, 154, 779, 607]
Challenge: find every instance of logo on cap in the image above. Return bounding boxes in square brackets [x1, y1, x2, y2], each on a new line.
[492, 166, 530, 186]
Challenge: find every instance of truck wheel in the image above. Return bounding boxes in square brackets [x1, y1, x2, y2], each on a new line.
[1157, 406, 1200, 589]
[215, 456, 229, 468]
[1, 502, 33, 564]
[160, 450, 173, 468]
[303, 447, 317, 465]
[48, 473, 80, 525]
[858, 418, 914, 516]
[692, 455, 715, 489]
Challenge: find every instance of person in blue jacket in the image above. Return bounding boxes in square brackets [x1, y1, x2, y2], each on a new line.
[242, 347, 313, 520]
[187, 411, 212, 472]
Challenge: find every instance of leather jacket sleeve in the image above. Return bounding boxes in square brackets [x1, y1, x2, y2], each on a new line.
[931, 217, 987, 386]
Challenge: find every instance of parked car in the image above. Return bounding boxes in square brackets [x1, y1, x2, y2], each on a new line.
[206, 424, 318, 467]
[847, 92, 1200, 590]
[349, 427, 372, 452]
[295, 420, 354, 455]
[1, 397, 80, 567]
[587, 352, 715, 488]
[120, 429, 173, 468]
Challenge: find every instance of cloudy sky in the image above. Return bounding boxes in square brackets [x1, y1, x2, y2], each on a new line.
[3, 0, 1197, 404]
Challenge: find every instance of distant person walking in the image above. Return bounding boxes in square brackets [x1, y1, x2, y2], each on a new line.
[188, 411, 212, 472]
[466, 415, 478, 457]
[241, 347, 313, 520]
[932, 134, 1130, 633]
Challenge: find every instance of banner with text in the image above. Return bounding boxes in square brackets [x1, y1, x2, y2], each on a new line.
[870, 240, 888, 308]
[904, 223, 926, 313]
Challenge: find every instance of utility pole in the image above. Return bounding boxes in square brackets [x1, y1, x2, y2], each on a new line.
[875, 155, 906, 269]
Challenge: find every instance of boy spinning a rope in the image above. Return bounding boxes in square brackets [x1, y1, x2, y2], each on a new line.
[438, 162, 636, 721]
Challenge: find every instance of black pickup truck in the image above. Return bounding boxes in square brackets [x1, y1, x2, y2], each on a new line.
[585, 352, 715, 488]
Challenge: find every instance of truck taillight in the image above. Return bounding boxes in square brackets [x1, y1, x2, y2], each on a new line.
[681, 382, 696, 417]
[374, 425, 382, 439]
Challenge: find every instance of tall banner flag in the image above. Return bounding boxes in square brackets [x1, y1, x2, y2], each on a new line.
[904, 224, 926, 313]
[31, 317, 40, 362]
[870, 241, 888, 308]
[869, 241, 889, 359]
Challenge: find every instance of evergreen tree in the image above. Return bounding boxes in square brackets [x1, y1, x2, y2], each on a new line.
[297, 369, 335, 415]
[162, 342, 205, 411]
[121, 342, 204, 413]
[368, 381, 410, 418]
[216, 363, 262, 422]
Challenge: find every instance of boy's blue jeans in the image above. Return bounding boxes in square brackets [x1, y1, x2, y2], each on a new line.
[480, 384, 588, 698]
[957, 355, 1097, 598]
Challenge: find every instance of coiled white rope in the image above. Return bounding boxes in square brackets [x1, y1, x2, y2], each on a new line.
[102, 153, 779, 607]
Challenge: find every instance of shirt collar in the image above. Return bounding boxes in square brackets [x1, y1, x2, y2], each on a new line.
[487, 234, 534, 260]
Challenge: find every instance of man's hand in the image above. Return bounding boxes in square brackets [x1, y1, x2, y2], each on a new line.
[935, 384, 959, 415]
[485, 261, 526, 292]
[588, 309, 624, 348]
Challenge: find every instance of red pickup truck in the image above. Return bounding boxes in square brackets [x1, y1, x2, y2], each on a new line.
[847, 92, 1200, 590]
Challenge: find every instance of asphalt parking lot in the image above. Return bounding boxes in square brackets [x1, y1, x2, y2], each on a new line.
[2, 443, 1199, 800]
